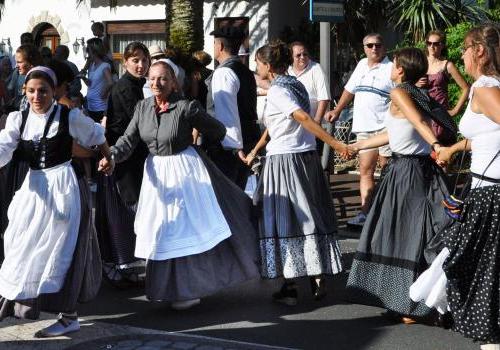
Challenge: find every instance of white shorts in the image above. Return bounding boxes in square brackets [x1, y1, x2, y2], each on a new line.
[356, 129, 392, 157]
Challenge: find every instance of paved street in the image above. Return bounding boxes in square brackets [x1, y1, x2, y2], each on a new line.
[0, 174, 477, 350]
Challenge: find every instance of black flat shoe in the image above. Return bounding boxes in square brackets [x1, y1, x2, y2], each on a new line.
[272, 283, 298, 306]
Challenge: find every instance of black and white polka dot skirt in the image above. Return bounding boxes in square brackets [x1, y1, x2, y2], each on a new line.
[444, 184, 500, 343]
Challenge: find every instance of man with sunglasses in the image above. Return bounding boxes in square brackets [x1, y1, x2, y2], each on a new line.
[287, 42, 332, 170]
[325, 33, 394, 227]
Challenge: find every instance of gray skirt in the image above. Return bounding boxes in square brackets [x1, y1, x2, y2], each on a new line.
[0, 165, 102, 320]
[145, 147, 260, 302]
[257, 151, 343, 279]
[347, 154, 451, 317]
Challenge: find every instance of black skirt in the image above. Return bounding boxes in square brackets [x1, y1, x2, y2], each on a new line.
[0, 158, 30, 262]
[347, 154, 451, 317]
[95, 173, 137, 266]
[444, 184, 500, 343]
[145, 147, 260, 302]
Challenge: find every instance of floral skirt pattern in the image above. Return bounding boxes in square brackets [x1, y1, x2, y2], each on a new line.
[257, 151, 342, 279]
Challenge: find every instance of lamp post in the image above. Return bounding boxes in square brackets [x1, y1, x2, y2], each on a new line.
[0, 38, 11, 55]
[72, 37, 85, 55]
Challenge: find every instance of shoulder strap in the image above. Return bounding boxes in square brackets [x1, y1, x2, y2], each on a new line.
[58, 105, 70, 133]
[19, 109, 29, 136]
[42, 105, 59, 139]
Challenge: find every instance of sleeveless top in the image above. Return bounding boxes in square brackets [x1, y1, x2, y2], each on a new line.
[16, 105, 73, 170]
[459, 75, 500, 188]
[427, 61, 449, 109]
[87, 62, 111, 112]
[385, 106, 431, 155]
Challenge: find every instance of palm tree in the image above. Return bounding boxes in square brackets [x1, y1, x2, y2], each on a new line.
[390, 0, 488, 43]
[167, 0, 204, 56]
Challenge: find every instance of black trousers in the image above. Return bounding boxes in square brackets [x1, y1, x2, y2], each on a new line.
[207, 146, 250, 190]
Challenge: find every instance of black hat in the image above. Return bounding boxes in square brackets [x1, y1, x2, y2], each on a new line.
[210, 26, 245, 40]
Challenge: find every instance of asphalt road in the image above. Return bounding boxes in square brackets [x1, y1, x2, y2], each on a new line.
[75, 237, 476, 350]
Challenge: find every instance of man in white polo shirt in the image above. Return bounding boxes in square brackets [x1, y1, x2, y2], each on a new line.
[288, 41, 332, 170]
[288, 41, 331, 124]
[326, 33, 394, 226]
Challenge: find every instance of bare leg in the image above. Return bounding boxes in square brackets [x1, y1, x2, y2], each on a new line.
[358, 150, 379, 214]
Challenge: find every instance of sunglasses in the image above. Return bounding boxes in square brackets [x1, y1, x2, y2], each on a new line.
[364, 43, 382, 49]
[426, 41, 442, 47]
[294, 53, 309, 58]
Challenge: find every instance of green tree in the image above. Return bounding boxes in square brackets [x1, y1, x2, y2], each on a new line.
[390, 0, 488, 43]
[167, 0, 204, 56]
[444, 21, 473, 113]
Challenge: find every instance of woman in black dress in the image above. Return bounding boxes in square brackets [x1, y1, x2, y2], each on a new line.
[96, 42, 150, 286]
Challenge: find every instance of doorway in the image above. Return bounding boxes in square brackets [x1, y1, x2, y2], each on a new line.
[34, 23, 60, 53]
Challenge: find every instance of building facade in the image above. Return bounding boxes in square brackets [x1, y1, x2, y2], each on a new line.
[0, 0, 307, 71]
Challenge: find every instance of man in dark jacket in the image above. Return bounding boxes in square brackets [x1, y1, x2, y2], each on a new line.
[205, 26, 260, 190]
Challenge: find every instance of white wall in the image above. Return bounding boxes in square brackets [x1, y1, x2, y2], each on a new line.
[0, 0, 292, 74]
[203, 0, 268, 71]
[0, 0, 165, 69]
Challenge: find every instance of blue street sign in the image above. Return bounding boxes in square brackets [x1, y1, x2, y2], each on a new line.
[310, 0, 345, 23]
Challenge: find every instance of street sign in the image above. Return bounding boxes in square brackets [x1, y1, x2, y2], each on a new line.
[310, 0, 344, 23]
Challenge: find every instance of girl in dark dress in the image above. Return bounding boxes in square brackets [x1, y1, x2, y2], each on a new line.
[96, 42, 150, 285]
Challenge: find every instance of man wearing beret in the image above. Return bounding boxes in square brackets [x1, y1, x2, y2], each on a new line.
[205, 26, 260, 190]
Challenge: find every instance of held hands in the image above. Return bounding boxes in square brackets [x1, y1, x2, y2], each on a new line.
[436, 145, 454, 164]
[98, 156, 115, 176]
[238, 149, 256, 166]
[334, 142, 357, 160]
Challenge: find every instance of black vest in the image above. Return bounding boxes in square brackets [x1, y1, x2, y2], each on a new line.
[16, 105, 73, 170]
[206, 57, 260, 152]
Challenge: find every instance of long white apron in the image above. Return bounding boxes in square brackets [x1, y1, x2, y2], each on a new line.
[134, 147, 231, 261]
[0, 161, 80, 300]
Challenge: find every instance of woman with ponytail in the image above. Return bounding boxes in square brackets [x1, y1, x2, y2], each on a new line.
[243, 40, 349, 305]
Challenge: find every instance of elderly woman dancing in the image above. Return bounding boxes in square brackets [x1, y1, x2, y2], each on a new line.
[99, 61, 259, 310]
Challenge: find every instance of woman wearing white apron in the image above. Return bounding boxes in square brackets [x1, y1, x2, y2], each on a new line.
[98, 61, 259, 310]
[0, 66, 112, 337]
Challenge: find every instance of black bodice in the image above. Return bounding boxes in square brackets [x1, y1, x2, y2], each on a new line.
[15, 105, 73, 170]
